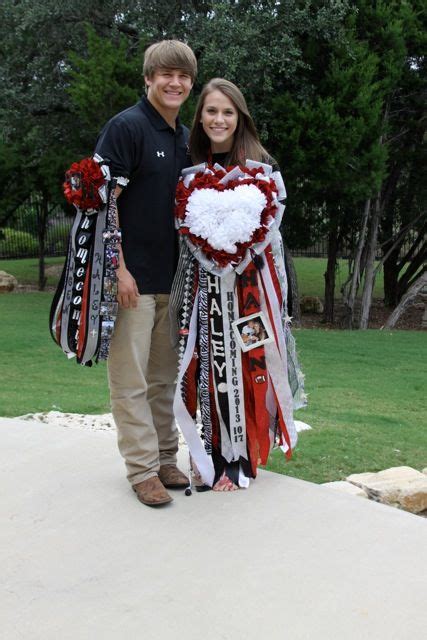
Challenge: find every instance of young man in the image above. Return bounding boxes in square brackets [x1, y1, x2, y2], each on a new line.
[95, 40, 197, 506]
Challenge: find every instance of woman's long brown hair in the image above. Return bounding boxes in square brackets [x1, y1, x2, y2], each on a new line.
[189, 78, 269, 165]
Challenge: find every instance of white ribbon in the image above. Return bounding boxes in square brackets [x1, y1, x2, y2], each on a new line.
[220, 271, 248, 461]
[271, 170, 287, 199]
[212, 379, 233, 463]
[258, 269, 298, 451]
[173, 288, 215, 487]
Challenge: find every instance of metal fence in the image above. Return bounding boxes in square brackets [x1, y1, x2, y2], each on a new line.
[0, 201, 420, 261]
[290, 240, 351, 259]
[0, 205, 71, 259]
[0, 204, 346, 260]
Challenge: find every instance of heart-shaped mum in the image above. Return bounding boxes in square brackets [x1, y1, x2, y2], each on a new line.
[184, 184, 267, 254]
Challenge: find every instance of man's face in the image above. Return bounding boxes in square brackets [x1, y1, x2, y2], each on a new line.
[145, 68, 193, 112]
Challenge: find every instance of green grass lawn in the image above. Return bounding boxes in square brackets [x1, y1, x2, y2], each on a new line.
[269, 328, 427, 482]
[0, 256, 385, 299]
[1, 291, 425, 483]
[295, 257, 384, 298]
[0, 292, 110, 416]
[0, 256, 66, 288]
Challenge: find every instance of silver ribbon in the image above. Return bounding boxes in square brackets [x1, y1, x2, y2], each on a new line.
[81, 207, 107, 363]
[60, 209, 83, 356]
[258, 268, 298, 452]
[220, 270, 248, 461]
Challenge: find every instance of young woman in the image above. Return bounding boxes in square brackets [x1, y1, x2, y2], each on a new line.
[171, 79, 306, 492]
[189, 78, 275, 172]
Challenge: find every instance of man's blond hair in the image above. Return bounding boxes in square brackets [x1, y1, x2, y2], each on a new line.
[143, 40, 197, 81]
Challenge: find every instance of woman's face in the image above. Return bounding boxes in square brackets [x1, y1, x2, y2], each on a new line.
[200, 90, 238, 153]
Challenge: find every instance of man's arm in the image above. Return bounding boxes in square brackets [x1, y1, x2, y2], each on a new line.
[114, 185, 139, 309]
[95, 115, 141, 310]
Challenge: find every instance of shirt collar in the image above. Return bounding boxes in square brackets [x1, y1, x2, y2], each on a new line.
[138, 95, 182, 132]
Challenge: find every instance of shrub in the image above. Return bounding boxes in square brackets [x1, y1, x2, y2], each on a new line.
[0, 228, 39, 258]
[46, 223, 71, 256]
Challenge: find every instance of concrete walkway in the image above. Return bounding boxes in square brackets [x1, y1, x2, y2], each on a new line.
[1, 418, 426, 640]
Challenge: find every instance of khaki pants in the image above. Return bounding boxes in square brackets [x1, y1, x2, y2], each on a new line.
[108, 294, 179, 485]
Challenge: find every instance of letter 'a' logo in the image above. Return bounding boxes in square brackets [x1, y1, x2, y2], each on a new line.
[157, 150, 165, 157]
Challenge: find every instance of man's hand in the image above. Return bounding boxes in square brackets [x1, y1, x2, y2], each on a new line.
[117, 266, 139, 308]
[113, 185, 139, 308]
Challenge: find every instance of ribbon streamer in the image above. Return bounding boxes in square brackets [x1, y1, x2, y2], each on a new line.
[50, 156, 120, 366]
[172, 161, 305, 487]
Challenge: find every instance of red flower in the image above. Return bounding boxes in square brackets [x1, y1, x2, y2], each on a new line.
[63, 157, 105, 211]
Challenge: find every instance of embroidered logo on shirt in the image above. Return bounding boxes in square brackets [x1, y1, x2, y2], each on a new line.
[157, 151, 165, 158]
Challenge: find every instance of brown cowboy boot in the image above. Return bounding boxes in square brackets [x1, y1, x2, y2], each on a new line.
[132, 476, 173, 506]
[158, 464, 190, 489]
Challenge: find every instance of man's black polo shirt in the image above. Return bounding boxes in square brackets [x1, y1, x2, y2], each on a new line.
[95, 96, 190, 294]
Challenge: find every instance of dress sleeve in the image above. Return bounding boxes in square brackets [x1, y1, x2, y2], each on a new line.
[94, 117, 137, 186]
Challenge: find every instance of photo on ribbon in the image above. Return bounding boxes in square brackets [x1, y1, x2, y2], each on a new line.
[231, 311, 274, 352]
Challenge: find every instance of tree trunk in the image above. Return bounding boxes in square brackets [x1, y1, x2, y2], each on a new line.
[382, 271, 426, 329]
[283, 243, 301, 325]
[381, 199, 401, 307]
[323, 230, 339, 324]
[37, 191, 48, 291]
[397, 240, 427, 300]
[359, 194, 381, 329]
[377, 216, 425, 305]
[377, 159, 402, 307]
[383, 244, 401, 307]
[359, 101, 391, 328]
[342, 198, 370, 328]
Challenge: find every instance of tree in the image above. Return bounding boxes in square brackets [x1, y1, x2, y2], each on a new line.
[270, 31, 386, 323]
[67, 26, 145, 151]
[382, 271, 426, 329]
[0, 0, 141, 287]
[351, 0, 427, 327]
[64, 0, 355, 309]
[1, 0, 423, 312]
[0, 141, 30, 227]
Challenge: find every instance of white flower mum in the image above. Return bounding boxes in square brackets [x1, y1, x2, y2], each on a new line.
[184, 184, 267, 253]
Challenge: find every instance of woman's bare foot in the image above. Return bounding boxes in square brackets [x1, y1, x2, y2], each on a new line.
[213, 471, 239, 492]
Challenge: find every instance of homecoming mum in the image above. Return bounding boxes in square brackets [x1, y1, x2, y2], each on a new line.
[171, 79, 306, 492]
